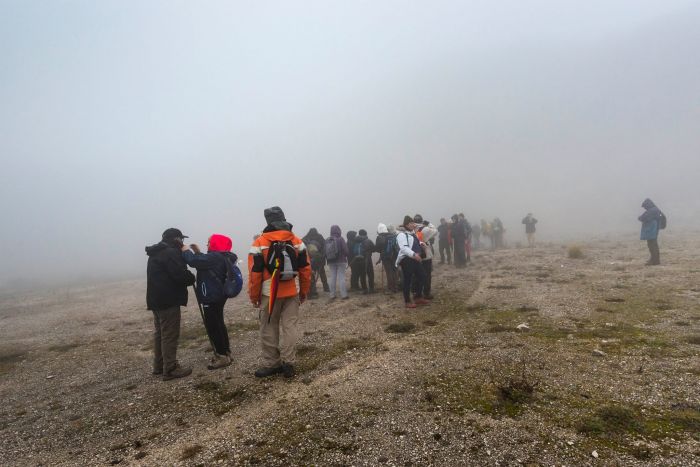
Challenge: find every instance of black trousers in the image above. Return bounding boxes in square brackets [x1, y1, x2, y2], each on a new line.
[350, 257, 365, 290]
[412, 259, 433, 297]
[401, 258, 426, 303]
[453, 240, 466, 267]
[438, 239, 451, 264]
[364, 257, 375, 292]
[310, 265, 330, 295]
[202, 301, 230, 355]
[647, 239, 660, 264]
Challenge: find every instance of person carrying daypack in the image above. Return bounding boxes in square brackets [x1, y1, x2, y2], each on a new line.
[437, 218, 452, 265]
[302, 227, 330, 299]
[413, 214, 437, 299]
[182, 234, 242, 370]
[375, 223, 399, 293]
[396, 216, 430, 309]
[451, 214, 467, 268]
[346, 230, 361, 291]
[522, 213, 538, 248]
[354, 229, 375, 294]
[325, 225, 350, 299]
[638, 198, 665, 265]
[248, 206, 311, 378]
[146, 228, 196, 381]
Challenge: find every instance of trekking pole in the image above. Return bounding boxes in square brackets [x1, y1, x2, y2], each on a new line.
[192, 286, 216, 352]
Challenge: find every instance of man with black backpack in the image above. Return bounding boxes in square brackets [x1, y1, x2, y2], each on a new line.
[146, 228, 196, 381]
[354, 229, 375, 294]
[638, 198, 665, 266]
[302, 228, 330, 299]
[375, 223, 398, 293]
[248, 207, 311, 378]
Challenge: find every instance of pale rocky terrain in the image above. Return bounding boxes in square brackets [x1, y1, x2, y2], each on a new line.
[1, 231, 699, 466]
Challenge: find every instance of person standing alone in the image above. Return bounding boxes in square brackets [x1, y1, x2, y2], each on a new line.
[522, 213, 538, 248]
[638, 198, 664, 265]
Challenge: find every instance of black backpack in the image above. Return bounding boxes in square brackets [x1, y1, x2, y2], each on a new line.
[265, 241, 299, 281]
[325, 237, 340, 261]
[658, 212, 667, 230]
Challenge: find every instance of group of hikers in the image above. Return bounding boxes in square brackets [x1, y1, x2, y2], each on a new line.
[144, 199, 663, 382]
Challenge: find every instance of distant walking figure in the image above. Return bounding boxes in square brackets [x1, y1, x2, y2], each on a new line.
[522, 213, 538, 248]
[638, 198, 665, 266]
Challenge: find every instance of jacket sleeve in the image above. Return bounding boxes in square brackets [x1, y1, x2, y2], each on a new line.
[340, 238, 349, 257]
[166, 250, 195, 286]
[398, 232, 414, 258]
[248, 245, 264, 303]
[182, 250, 217, 270]
[364, 240, 375, 258]
[296, 241, 312, 296]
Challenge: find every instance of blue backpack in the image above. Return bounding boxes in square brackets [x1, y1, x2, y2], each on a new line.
[384, 235, 398, 259]
[352, 241, 364, 259]
[223, 256, 243, 298]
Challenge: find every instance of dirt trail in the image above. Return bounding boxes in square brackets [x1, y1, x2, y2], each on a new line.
[1, 232, 699, 466]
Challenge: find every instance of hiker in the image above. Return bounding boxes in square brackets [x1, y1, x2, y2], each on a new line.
[396, 216, 430, 308]
[354, 229, 375, 294]
[145, 228, 196, 381]
[522, 213, 538, 248]
[482, 219, 494, 250]
[639, 198, 664, 265]
[451, 214, 467, 268]
[493, 217, 505, 249]
[459, 213, 473, 263]
[182, 234, 240, 370]
[472, 221, 481, 250]
[388, 224, 402, 289]
[326, 225, 350, 299]
[248, 206, 311, 378]
[302, 227, 330, 299]
[437, 218, 452, 265]
[413, 215, 437, 299]
[375, 223, 398, 293]
[346, 230, 360, 291]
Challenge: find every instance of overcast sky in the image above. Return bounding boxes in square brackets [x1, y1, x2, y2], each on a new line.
[1, 1, 699, 287]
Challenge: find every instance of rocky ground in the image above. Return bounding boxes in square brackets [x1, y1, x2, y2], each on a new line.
[1, 231, 699, 466]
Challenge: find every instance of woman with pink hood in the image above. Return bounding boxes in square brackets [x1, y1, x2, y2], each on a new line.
[182, 234, 239, 369]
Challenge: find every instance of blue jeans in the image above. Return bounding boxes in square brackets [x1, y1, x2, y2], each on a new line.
[328, 262, 348, 298]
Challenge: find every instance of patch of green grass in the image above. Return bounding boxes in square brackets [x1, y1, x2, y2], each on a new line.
[47, 342, 82, 353]
[385, 322, 416, 333]
[567, 245, 584, 259]
[229, 321, 259, 332]
[685, 334, 700, 345]
[297, 337, 380, 373]
[180, 444, 203, 460]
[0, 349, 26, 374]
[578, 405, 643, 435]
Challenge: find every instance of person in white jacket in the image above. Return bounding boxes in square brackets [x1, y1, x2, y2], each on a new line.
[413, 214, 437, 299]
[395, 215, 430, 309]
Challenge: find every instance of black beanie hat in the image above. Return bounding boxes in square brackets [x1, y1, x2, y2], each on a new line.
[264, 206, 286, 225]
[358, 229, 367, 236]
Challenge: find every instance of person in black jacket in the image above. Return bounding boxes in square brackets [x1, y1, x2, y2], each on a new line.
[146, 228, 196, 381]
[450, 215, 467, 268]
[355, 229, 375, 294]
[182, 233, 238, 370]
[302, 227, 330, 298]
[347, 230, 361, 291]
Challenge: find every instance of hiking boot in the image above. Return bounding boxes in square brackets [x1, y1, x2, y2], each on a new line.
[207, 353, 232, 370]
[152, 367, 163, 376]
[415, 298, 431, 306]
[254, 366, 283, 378]
[424, 294, 434, 300]
[405, 302, 417, 309]
[162, 364, 192, 381]
[281, 363, 295, 378]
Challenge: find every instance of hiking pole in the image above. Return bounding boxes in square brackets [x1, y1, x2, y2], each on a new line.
[192, 286, 216, 352]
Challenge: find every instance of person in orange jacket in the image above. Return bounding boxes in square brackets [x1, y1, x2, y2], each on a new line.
[248, 206, 311, 378]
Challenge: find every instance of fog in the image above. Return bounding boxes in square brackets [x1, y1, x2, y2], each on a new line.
[1, 1, 699, 288]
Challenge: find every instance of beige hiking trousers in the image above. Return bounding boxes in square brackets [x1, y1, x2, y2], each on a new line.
[259, 295, 300, 367]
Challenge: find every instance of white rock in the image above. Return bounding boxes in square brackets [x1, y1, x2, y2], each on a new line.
[46, 375, 55, 380]
[591, 349, 606, 357]
[592, 450, 599, 458]
[516, 323, 530, 331]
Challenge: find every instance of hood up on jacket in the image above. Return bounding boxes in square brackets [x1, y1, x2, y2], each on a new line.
[642, 198, 656, 210]
[145, 242, 169, 256]
[347, 230, 357, 242]
[330, 225, 342, 237]
[263, 206, 293, 232]
[377, 223, 388, 234]
[303, 228, 324, 244]
[208, 234, 232, 252]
